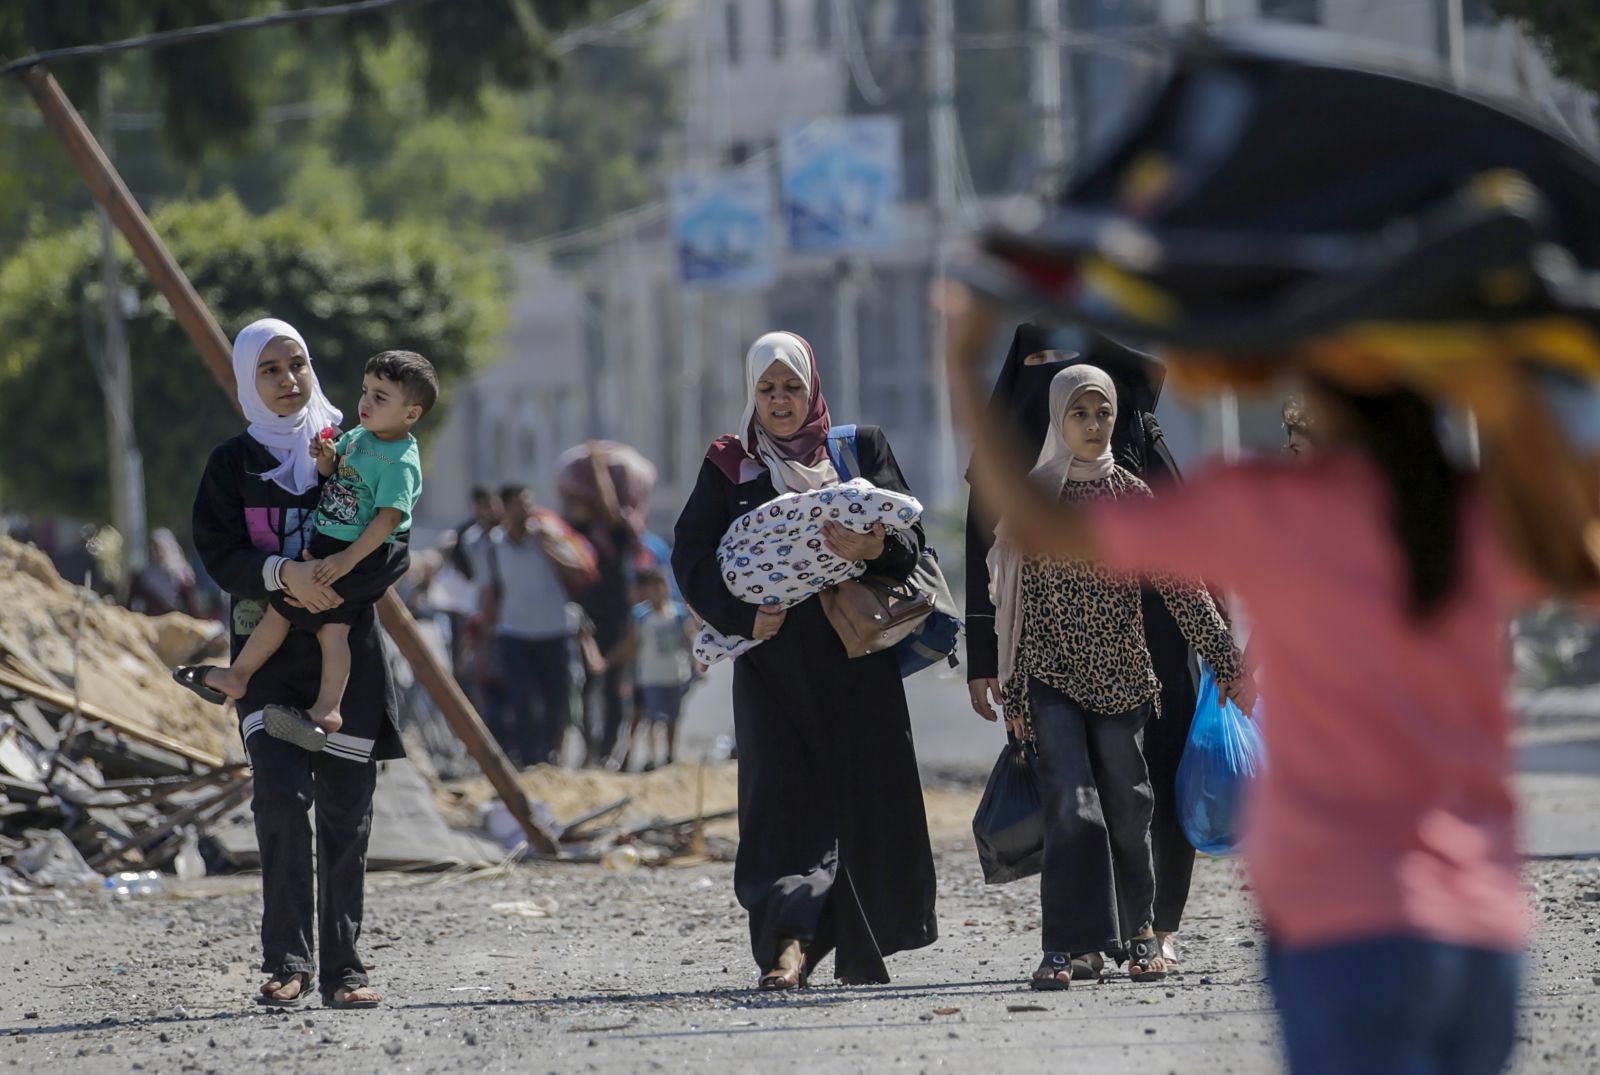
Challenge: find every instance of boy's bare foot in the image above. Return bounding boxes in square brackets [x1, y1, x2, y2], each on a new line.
[208, 667, 249, 700]
[307, 706, 343, 734]
[258, 972, 309, 1006]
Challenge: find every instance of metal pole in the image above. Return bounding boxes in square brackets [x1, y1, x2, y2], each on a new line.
[834, 259, 862, 420]
[1032, 0, 1065, 195]
[927, 0, 960, 514]
[20, 65, 558, 857]
[1441, 0, 1467, 86]
[95, 77, 146, 594]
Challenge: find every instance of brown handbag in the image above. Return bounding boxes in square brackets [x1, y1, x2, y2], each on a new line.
[818, 574, 935, 659]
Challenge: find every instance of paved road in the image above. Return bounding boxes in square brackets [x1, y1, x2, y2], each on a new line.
[679, 659, 1001, 773]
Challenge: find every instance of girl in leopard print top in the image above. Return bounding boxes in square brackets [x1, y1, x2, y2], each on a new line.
[988, 365, 1244, 990]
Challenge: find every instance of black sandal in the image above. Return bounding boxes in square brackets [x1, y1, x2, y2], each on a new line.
[256, 971, 311, 1007]
[1029, 952, 1072, 991]
[1126, 936, 1169, 983]
[172, 665, 228, 705]
[264, 704, 328, 753]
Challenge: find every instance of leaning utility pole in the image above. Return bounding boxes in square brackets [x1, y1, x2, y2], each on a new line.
[18, 65, 558, 857]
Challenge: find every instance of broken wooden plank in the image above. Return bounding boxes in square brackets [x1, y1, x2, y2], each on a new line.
[0, 666, 225, 769]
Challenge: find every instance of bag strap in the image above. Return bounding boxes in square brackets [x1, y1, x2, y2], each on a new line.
[826, 424, 861, 481]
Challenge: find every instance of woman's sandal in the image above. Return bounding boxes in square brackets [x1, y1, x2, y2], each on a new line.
[256, 972, 311, 1007]
[1029, 952, 1072, 991]
[758, 941, 809, 991]
[1126, 936, 1169, 983]
[173, 665, 228, 705]
[323, 984, 383, 1010]
[264, 704, 328, 753]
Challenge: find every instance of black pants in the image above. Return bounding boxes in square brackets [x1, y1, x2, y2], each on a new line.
[586, 663, 630, 762]
[486, 634, 571, 767]
[247, 727, 377, 995]
[1029, 679, 1156, 954]
[1142, 586, 1201, 933]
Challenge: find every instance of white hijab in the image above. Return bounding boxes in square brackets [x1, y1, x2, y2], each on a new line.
[232, 318, 343, 496]
[737, 331, 839, 494]
[990, 365, 1120, 690]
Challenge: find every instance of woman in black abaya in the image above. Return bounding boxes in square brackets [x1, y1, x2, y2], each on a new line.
[965, 322, 1199, 965]
[673, 331, 937, 989]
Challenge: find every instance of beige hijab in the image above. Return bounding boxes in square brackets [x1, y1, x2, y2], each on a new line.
[989, 365, 1120, 691]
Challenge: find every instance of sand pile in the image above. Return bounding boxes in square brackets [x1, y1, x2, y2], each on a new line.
[439, 761, 983, 845]
[0, 535, 237, 763]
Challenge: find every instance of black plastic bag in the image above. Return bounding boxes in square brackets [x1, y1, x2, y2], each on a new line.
[972, 736, 1044, 884]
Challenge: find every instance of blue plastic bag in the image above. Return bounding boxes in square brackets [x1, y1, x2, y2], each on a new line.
[1176, 662, 1266, 856]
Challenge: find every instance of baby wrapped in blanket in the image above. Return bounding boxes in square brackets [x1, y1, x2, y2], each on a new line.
[694, 478, 923, 666]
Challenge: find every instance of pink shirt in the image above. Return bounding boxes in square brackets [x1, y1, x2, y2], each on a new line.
[1093, 454, 1527, 952]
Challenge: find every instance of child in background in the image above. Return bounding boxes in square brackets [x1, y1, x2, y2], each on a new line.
[625, 567, 695, 770]
[175, 351, 437, 751]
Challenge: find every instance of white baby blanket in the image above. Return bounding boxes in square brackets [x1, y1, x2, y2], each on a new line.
[693, 478, 923, 666]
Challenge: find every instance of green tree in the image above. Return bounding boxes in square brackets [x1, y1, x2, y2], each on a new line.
[1491, 2, 1600, 99]
[0, 194, 506, 531]
[0, 0, 596, 159]
[0, 2, 676, 249]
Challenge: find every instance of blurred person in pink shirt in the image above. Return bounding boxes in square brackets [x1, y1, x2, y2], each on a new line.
[945, 28, 1600, 1074]
[952, 304, 1528, 1075]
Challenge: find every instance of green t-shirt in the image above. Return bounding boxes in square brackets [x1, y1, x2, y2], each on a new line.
[313, 427, 422, 543]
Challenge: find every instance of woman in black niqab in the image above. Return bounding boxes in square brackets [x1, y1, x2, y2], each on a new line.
[964, 321, 1201, 962]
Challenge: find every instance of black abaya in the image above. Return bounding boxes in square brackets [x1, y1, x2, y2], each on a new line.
[964, 323, 1203, 933]
[673, 426, 938, 983]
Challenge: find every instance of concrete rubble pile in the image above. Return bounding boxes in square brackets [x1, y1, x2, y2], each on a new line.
[0, 535, 242, 894]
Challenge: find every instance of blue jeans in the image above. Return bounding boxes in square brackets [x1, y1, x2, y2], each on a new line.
[1268, 936, 1521, 1075]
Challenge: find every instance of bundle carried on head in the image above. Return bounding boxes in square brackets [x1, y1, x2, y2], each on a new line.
[960, 26, 1600, 595]
[554, 441, 658, 512]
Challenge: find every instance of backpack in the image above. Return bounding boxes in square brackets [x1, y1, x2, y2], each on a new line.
[826, 424, 962, 678]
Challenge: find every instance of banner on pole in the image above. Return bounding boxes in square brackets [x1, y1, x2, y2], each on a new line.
[781, 116, 902, 253]
[669, 170, 777, 289]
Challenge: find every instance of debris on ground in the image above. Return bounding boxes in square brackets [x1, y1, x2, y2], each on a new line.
[0, 536, 244, 888]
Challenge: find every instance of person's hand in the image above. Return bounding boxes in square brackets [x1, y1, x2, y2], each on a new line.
[1218, 674, 1258, 714]
[968, 678, 1001, 722]
[312, 550, 356, 586]
[752, 606, 787, 641]
[281, 553, 343, 614]
[823, 521, 886, 562]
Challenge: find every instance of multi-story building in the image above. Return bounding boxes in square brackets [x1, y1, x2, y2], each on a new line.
[420, 0, 1599, 534]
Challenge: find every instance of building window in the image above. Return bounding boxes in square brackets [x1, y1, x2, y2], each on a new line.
[726, 2, 742, 65]
[771, 0, 787, 57]
[1259, 0, 1319, 24]
[814, 0, 832, 48]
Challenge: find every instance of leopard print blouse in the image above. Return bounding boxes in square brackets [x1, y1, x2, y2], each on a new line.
[1001, 466, 1242, 726]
